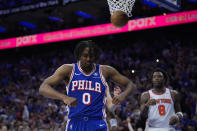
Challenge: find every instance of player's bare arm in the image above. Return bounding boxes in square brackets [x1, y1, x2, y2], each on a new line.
[106, 86, 114, 111]
[169, 90, 182, 125]
[101, 65, 136, 105]
[39, 64, 77, 107]
[140, 92, 157, 120]
[106, 86, 121, 112]
[106, 86, 119, 131]
[140, 92, 149, 120]
[172, 90, 182, 114]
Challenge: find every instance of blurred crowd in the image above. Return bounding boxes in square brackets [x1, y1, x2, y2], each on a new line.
[0, 0, 51, 9]
[0, 31, 197, 131]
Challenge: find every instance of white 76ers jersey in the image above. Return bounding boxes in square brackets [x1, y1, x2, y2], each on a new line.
[147, 88, 175, 128]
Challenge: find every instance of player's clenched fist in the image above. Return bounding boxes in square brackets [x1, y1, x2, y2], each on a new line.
[145, 99, 157, 107]
[169, 115, 179, 125]
[62, 96, 78, 107]
[112, 93, 126, 105]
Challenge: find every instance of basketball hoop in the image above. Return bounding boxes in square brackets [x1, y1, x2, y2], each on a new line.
[107, 0, 135, 17]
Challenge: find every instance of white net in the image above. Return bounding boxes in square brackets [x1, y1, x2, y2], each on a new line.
[107, 0, 135, 17]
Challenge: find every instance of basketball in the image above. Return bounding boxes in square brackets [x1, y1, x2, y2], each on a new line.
[110, 10, 129, 28]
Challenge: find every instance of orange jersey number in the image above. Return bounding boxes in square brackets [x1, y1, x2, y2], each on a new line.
[158, 105, 166, 116]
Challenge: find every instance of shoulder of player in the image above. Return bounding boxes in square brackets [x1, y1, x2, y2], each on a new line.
[140, 91, 149, 102]
[169, 89, 178, 96]
[141, 91, 149, 98]
[169, 89, 179, 101]
[58, 64, 73, 70]
[55, 64, 74, 75]
[100, 65, 117, 79]
[100, 65, 116, 73]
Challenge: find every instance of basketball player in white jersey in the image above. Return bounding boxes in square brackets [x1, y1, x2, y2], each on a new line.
[140, 68, 183, 131]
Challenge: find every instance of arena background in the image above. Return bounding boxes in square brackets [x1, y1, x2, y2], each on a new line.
[0, 0, 197, 131]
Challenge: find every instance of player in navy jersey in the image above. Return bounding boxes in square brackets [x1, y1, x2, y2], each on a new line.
[39, 40, 136, 131]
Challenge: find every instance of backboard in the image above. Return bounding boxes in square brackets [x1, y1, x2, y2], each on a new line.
[149, 0, 181, 12]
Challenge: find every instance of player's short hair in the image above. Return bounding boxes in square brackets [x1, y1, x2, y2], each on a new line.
[74, 40, 102, 61]
[151, 68, 169, 85]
